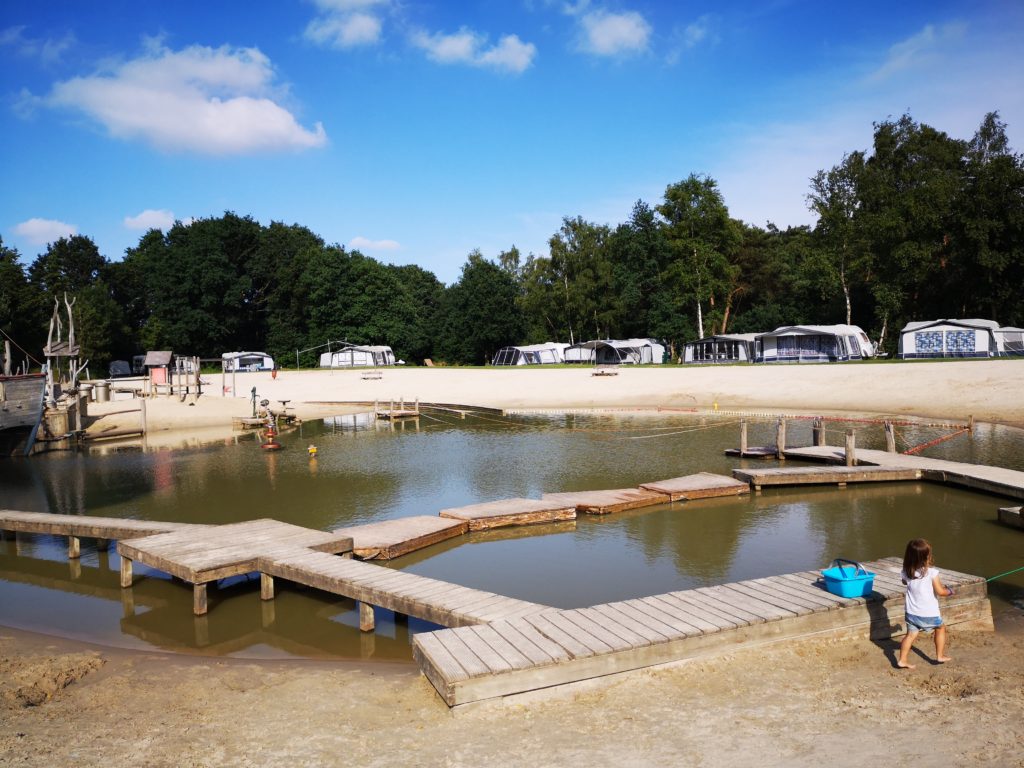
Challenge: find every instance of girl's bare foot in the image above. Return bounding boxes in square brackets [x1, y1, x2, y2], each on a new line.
[936, 656, 952, 663]
[897, 661, 915, 669]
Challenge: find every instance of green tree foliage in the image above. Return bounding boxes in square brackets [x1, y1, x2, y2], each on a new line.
[545, 217, 614, 344]
[438, 251, 524, 364]
[657, 175, 742, 340]
[0, 238, 40, 369]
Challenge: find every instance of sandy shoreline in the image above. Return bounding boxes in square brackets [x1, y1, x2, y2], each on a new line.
[6, 359, 1024, 765]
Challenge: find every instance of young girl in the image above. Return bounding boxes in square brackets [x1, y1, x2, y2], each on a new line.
[897, 538, 954, 669]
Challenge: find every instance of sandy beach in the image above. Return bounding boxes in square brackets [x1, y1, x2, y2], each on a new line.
[5, 359, 1024, 767]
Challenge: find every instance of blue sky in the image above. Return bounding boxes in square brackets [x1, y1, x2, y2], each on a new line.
[2, 1, 1022, 284]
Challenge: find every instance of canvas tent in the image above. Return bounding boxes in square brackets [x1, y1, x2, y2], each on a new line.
[319, 345, 396, 368]
[222, 351, 274, 372]
[683, 334, 758, 364]
[897, 319, 1005, 358]
[996, 327, 1024, 356]
[756, 325, 874, 363]
[491, 342, 568, 366]
[566, 339, 666, 365]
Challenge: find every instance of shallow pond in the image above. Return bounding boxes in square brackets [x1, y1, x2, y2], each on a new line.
[1, 411, 1022, 661]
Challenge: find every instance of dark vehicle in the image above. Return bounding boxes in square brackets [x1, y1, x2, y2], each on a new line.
[108, 360, 132, 378]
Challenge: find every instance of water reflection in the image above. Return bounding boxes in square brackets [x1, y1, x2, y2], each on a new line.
[1, 411, 1022, 659]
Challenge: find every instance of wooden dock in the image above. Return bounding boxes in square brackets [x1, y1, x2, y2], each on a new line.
[541, 487, 670, 515]
[413, 557, 994, 709]
[998, 506, 1023, 530]
[639, 472, 750, 501]
[780, 446, 1024, 501]
[118, 519, 354, 615]
[732, 465, 923, 492]
[0, 509, 204, 559]
[439, 498, 577, 531]
[331, 516, 468, 560]
[261, 550, 552, 631]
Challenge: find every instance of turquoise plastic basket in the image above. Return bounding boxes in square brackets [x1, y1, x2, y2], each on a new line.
[821, 558, 875, 598]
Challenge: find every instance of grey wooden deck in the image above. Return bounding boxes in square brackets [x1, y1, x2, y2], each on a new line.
[413, 557, 993, 708]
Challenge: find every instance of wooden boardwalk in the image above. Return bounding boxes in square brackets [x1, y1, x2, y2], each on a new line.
[261, 550, 552, 631]
[781, 446, 1024, 501]
[732, 465, 922, 492]
[0, 509, 204, 559]
[640, 472, 750, 501]
[541, 487, 670, 515]
[413, 557, 993, 709]
[440, 498, 576, 531]
[999, 506, 1023, 530]
[119, 519, 354, 615]
[332, 516, 468, 560]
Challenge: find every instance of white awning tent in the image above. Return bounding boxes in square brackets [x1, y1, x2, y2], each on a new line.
[319, 345, 396, 368]
[221, 351, 274, 372]
[566, 339, 666, 365]
[682, 334, 759, 364]
[756, 325, 874, 363]
[898, 319, 1005, 358]
[997, 327, 1024, 356]
[491, 342, 569, 366]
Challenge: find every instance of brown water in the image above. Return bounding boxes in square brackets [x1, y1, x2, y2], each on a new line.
[1, 411, 1022, 661]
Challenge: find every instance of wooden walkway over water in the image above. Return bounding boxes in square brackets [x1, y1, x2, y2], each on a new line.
[739, 446, 1024, 501]
[413, 557, 994, 709]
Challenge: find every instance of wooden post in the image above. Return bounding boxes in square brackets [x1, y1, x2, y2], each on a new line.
[776, 418, 787, 460]
[260, 573, 275, 601]
[359, 601, 375, 632]
[813, 418, 825, 446]
[261, 599, 275, 628]
[193, 584, 208, 616]
[968, 415, 975, 433]
[139, 398, 147, 435]
[119, 555, 133, 588]
[739, 421, 748, 455]
[68, 535, 80, 559]
[390, 399, 394, 417]
[884, 421, 896, 452]
[845, 429, 856, 466]
[400, 396, 405, 411]
[121, 589, 135, 618]
[415, 397, 419, 414]
[69, 558, 81, 580]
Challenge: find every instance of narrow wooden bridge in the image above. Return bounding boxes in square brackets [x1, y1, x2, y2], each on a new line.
[413, 557, 993, 709]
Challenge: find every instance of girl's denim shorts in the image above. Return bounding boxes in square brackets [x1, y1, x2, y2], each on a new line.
[906, 613, 944, 632]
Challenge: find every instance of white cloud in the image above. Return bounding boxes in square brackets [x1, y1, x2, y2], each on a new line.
[305, 11, 382, 48]
[412, 28, 536, 73]
[123, 209, 176, 231]
[683, 15, 711, 48]
[869, 22, 966, 82]
[44, 42, 327, 154]
[350, 236, 400, 251]
[13, 217, 77, 245]
[0, 25, 75, 64]
[578, 10, 650, 56]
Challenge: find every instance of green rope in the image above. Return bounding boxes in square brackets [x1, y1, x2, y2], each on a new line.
[986, 564, 1024, 583]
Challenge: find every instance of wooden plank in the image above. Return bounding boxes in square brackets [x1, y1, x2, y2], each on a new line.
[639, 472, 750, 501]
[641, 594, 722, 633]
[589, 604, 666, 645]
[611, 600, 686, 640]
[466, 625, 534, 670]
[414, 631, 470, 683]
[710, 584, 799, 621]
[665, 590, 748, 628]
[439, 498, 577, 531]
[452, 627, 514, 674]
[488, 620, 569, 665]
[563, 608, 641, 650]
[631, 597, 707, 635]
[522, 612, 607, 656]
[506, 616, 579, 661]
[434, 630, 493, 678]
[688, 587, 770, 624]
[540, 488, 671, 515]
[729, 581, 818, 615]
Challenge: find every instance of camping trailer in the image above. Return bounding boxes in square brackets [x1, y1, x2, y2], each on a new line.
[683, 334, 758, 364]
[491, 342, 568, 366]
[756, 325, 874, 363]
[319, 345, 396, 368]
[222, 351, 275, 372]
[898, 319, 1003, 359]
[566, 339, 666, 365]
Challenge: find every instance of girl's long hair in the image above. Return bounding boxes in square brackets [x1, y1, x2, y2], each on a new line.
[902, 538, 932, 580]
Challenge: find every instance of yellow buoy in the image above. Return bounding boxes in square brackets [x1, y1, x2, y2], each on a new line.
[307, 444, 318, 457]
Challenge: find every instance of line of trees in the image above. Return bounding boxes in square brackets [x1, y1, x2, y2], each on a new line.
[2, 112, 1022, 370]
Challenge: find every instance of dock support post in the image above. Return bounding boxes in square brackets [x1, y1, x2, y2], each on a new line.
[261, 600, 275, 628]
[119, 555, 133, 588]
[813, 418, 825, 446]
[776, 418, 787, 460]
[968, 414, 975, 433]
[739, 421, 748, 455]
[884, 421, 896, 453]
[193, 584, 208, 616]
[359, 601, 375, 632]
[69, 558, 81, 580]
[121, 589, 135, 618]
[68, 535, 80, 559]
[415, 397, 419, 414]
[845, 429, 856, 466]
[261, 573, 275, 601]
[139, 398, 147, 435]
